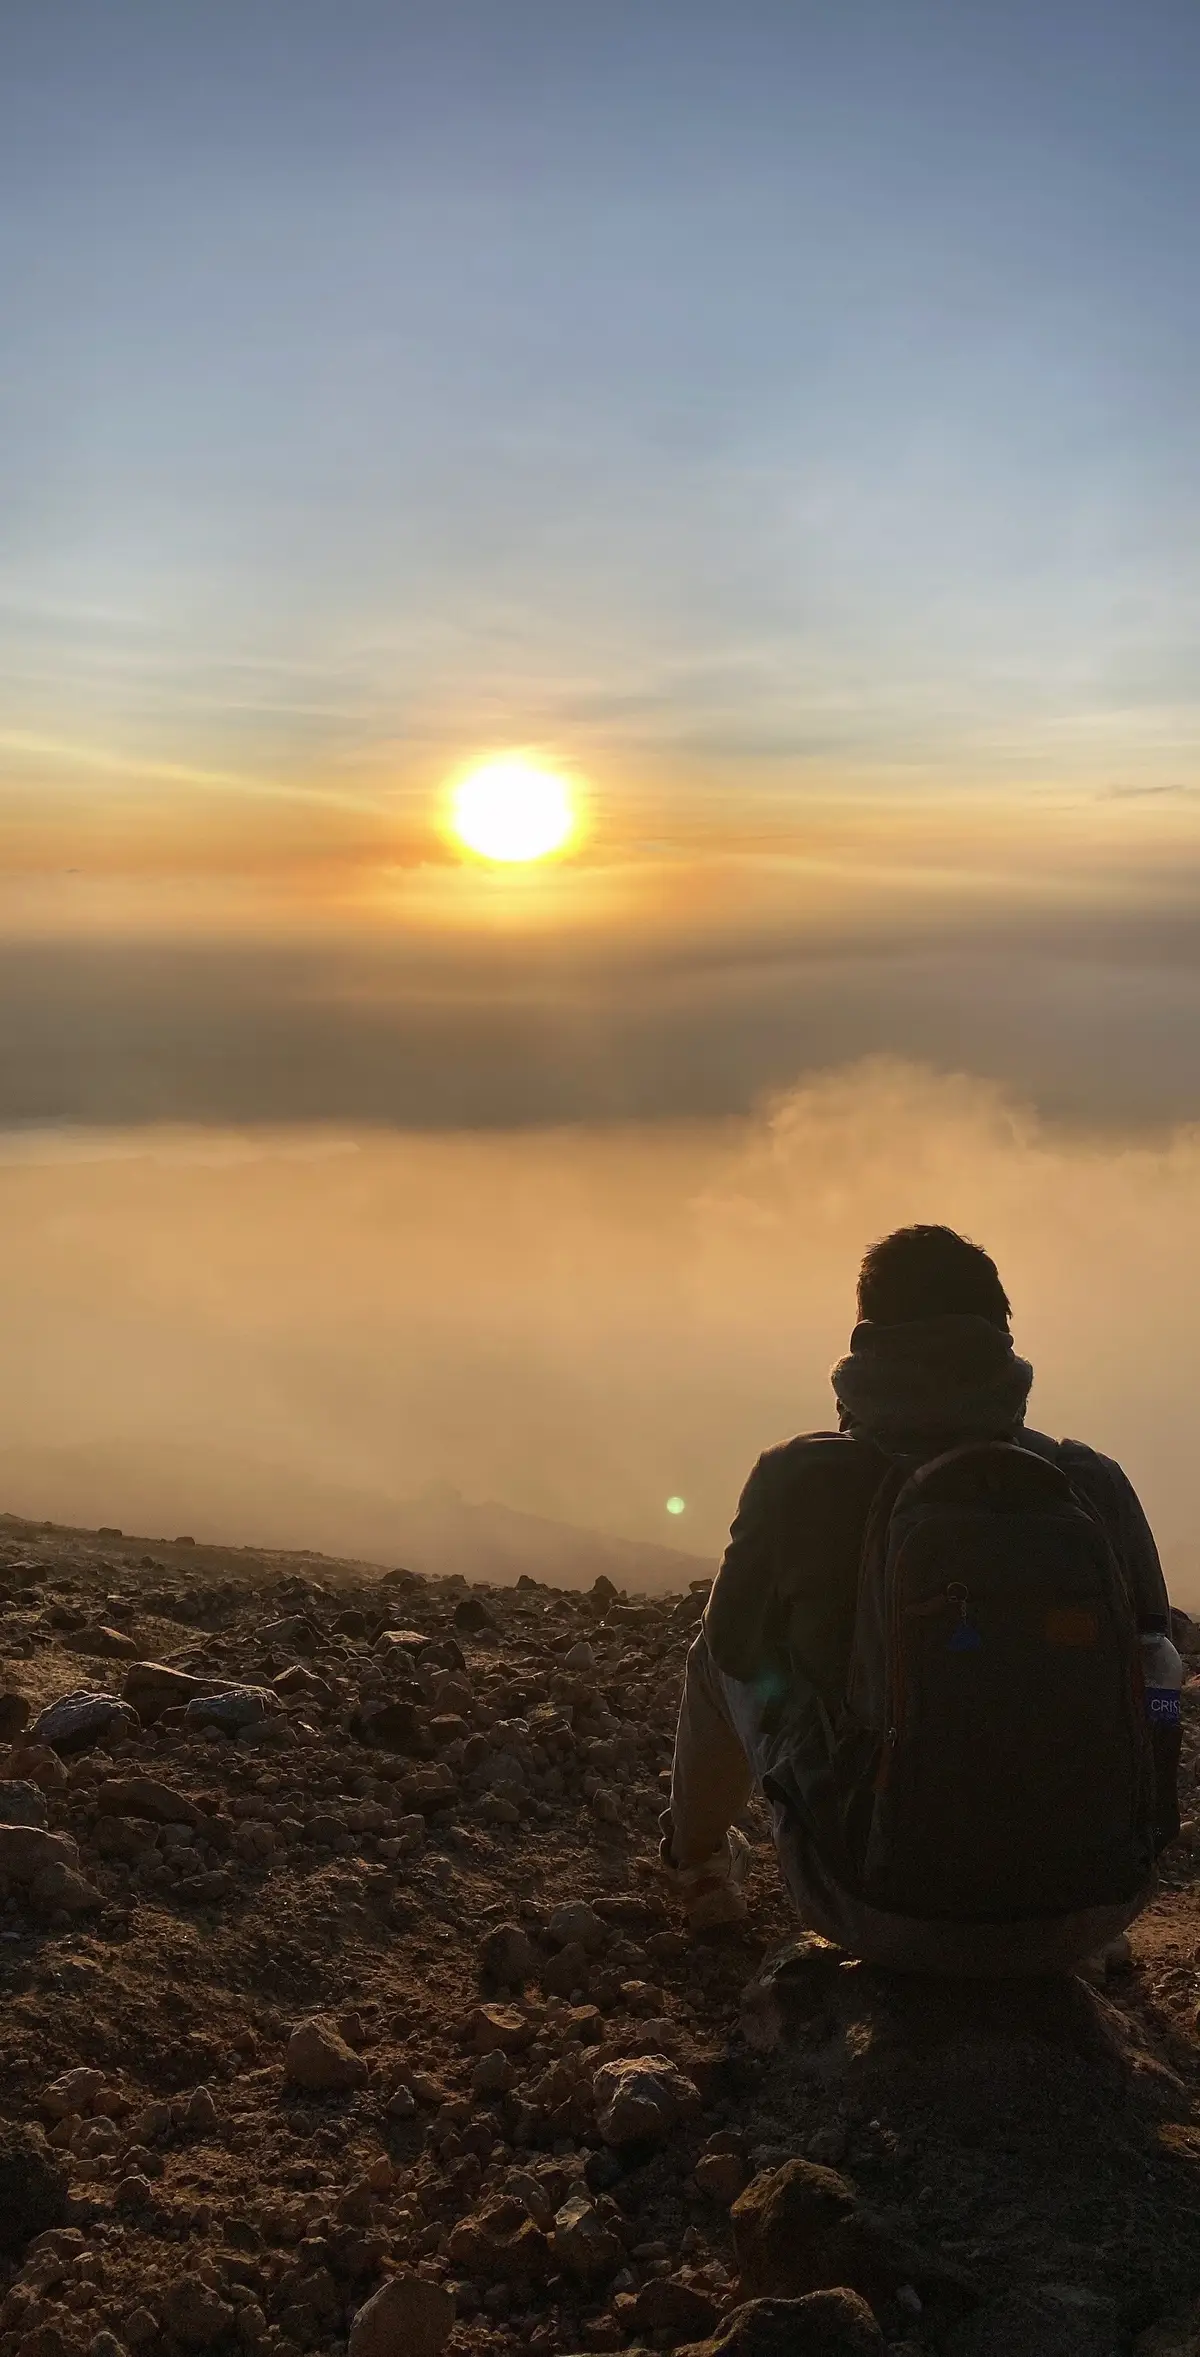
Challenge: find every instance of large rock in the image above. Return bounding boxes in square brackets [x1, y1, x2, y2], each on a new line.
[0, 2126, 67, 2256]
[446, 2197, 553, 2284]
[732, 2160, 975, 2313]
[161, 2277, 236, 2349]
[479, 1921, 538, 1988]
[96, 1778, 203, 1827]
[675, 2292, 884, 2356]
[0, 1780, 48, 1828]
[593, 2053, 701, 2147]
[184, 1686, 277, 1734]
[30, 1860, 104, 1914]
[551, 2192, 623, 2285]
[284, 2018, 368, 2093]
[30, 1691, 138, 1753]
[0, 1825, 80, 1883]
[630, 2277, 721, 2339]
[63, 1624, 139, 1659]
[121, 1662, 219, 1722]
[348, 2274, 454, 2357]
[548, 1899, 608, 1951]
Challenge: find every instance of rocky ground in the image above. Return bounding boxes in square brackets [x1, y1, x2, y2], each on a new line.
[4, 1514, 1200, 2357]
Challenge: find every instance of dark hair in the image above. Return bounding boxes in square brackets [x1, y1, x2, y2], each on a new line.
[857, 1224, 1011, 1330]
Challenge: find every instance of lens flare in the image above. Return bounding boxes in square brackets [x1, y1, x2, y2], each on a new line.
[451, 759, 576, 864]
[666, 1495, 686, 1515]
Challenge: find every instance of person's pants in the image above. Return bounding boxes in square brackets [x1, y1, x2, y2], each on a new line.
[666, 1631, 1151, 1976]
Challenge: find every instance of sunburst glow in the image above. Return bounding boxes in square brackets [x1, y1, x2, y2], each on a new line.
[450, 759, 577, 864]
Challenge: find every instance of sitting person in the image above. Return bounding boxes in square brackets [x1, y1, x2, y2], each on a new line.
[662, 1224, 1180, 1974]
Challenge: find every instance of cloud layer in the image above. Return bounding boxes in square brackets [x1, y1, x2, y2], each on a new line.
[3, 1061, 1200, 1603]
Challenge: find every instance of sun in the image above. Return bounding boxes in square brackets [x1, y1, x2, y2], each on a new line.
[450, 758, 577, 864]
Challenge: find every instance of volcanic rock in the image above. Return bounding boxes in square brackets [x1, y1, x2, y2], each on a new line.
[30, 1691, 139, 1753]
[184, 1685, 277, 1733]
[674, 2292, 884, 2356]
[480, 1920, 538, 1987]
[63, 1623, 140, 1659]
[732, 2160, 974, 2312]
[447, 2197, 553, 2284]
[284, 2017, 369, 2093]
[160, 2277, 236, 2349]
[0, 1779, 49, 1827]
[348, 2274, 455, 2357]
[551, 2191, 624, 2284]
[96, 1777, 204, 1826]
[593, 2053, 701, 2147]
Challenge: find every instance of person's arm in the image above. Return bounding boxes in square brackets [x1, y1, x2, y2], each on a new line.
[702, 1453, 782, 1685]
[1062, 1441, 1171, 1622]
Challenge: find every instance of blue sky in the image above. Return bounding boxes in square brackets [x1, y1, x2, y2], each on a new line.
[4, 0, 1200, 820]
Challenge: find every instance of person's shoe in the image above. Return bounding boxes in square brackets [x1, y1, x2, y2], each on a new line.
[660, 1827, 751, 1930]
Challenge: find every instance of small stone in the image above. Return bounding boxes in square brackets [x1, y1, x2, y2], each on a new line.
[593, 2054, 701, 2148]
[551, 2192, 624, 2285]
[548, 1900, 608, 1952]
[348, 2273, 454, 2357]
[185, 2087, 219, 2133]
[454, 1596, 498, 1633]
[284, 2018, 369, 2093]
[563, 1642, 597, 1671]
[480, 1922, 538, 1987]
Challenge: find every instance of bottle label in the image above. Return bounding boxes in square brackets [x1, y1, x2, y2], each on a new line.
[1146, 1688, 1181, 1724]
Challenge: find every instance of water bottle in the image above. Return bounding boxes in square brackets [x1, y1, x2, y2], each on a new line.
[1140, 1618, 1183, 1849]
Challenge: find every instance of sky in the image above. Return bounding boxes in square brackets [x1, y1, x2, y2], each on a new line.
[4, 5, 1200, 1567]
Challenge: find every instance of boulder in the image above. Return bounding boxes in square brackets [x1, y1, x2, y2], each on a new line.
[184, 1686, 277, 1734]
[160, 2277, 236, 2350]
[0, 1825, 80, 1883]
[63, 1624, 139, 1659]
[630, 2277, 721, 2339]
[479, 1921, 538, 1987]
[548, 1899, 608, 1952]
[30, 1691, 138, 1753]
[348, 2274, 454, 2357]
[551, 2192, 624, 2284]
[447, 2197, 553, 2284]
[471, 2003, 538, 2054]
[96, 1778, 203, 1827]
[675, 2291, 884, 2356]
[732, 2161, 975, 2314]
[121, 1662, 218, 1722]
[284, 2018, 369, 2093]
[30, 1860, 104, 1914]
[593, 2054, 701, 2147]
[0, 1780, 49, 1828]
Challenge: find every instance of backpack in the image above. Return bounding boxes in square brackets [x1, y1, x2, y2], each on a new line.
[828, 1440, 1157, 1921]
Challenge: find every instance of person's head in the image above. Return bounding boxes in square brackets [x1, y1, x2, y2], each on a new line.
[856, 1224, 1011, 1331]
